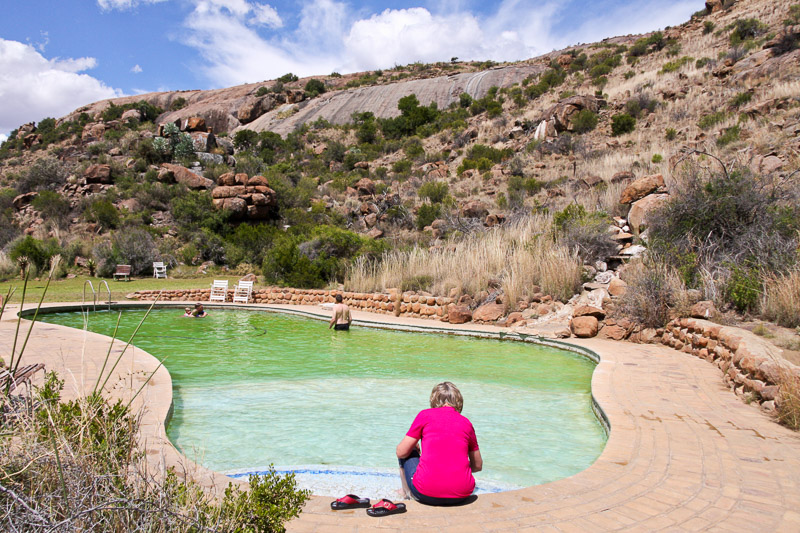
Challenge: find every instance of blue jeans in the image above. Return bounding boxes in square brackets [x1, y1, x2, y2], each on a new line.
[398, 450, 470, 506]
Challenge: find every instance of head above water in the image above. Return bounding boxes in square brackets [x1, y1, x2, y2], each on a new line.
[195, 303, 202, 308]
[335, 294, 343, 303]
[430, 381, 464, 413]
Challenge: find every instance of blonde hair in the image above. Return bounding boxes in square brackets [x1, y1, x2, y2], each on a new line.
[430, 382, 464, 413]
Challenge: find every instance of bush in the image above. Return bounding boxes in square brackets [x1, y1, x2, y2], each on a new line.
[665, 128, 677, 141]
[726, 264, 761, 312]
[9, 235, 59, 271]
[571, 109, 598, 134]
[703, 20, 716, 34]
[647, 165, 799, 305]
[618, 258, 685, 328]
[304, 78, 326, 97]
[553, 204, 617, 263]
[730, 91, 753, 108]
[418, 181, 449, 203]
[660, 56, 693, 74]
[111, 226, 160, 275]
[729, 18, 767, 46]
[716, 125, 740, 147]
[698, 111, 727, 129]
[169, 96, 187, 110]
[611, 113, 636, 136]
[277, 72, 299, 83]
[32, 190, 71, 228]
[15, 156, 69, 194]
[416, 202, 442, 230]
[652, 154, 663, 163]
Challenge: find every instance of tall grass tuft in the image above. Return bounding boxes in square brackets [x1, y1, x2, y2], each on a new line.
[346, 216, 583, 307]
[761, 269, 800, 328]
[776, 368, 800, 431]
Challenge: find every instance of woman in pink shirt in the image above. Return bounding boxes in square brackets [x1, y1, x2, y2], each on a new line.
[396, 382, 483, 505]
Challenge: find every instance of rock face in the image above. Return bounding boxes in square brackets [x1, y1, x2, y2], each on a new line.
[619, 174, 665, 204]
[158, 164, 214, 190]
[539, 95, 604, 133]
[211, 172, 277, 221]
[460, 201, 489, 219]
[13, 191, 37, 210]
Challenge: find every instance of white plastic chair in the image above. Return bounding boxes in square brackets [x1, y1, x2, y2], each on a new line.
[209, 280, 228, 302]
[232, 280, 254, 303]
[153, 262, 167, 279]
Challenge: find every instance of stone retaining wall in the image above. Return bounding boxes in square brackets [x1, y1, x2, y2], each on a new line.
[657, 317, 800, 413]
[130, 288, 455, 320]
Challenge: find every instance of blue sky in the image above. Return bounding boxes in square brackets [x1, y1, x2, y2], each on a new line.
[0, 0, 703, 138]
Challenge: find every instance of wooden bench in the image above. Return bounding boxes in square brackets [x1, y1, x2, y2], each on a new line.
[113, 264, 132, 281]
[0, 363, 45, 394]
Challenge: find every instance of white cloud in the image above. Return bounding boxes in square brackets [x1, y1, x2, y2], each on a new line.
[178, 0, 700, 87]
[131, 64, 143, 73]
[0, 38, 122, 134]
[97, 0, 167, 10]
[0, 133, 7, 144]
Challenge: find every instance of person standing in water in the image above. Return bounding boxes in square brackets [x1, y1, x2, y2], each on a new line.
[329, 293, 352, 330]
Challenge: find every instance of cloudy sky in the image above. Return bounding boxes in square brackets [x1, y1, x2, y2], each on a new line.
[0, 0, 703, 139]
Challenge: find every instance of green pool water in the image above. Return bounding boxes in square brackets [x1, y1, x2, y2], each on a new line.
[41, 308, 606, 489]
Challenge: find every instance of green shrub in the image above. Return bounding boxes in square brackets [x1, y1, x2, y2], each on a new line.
[220, 469, 310, 532]
[611, 113, 636, 136]
[698, 111, 727, 129]
[9, 235, 59, 271]
[85, 199, 120, 231]
[729, 18, 767, 46]
[418, 181, 449, 203]
[169, 96, 187, 110]
[170, 190, 230, 233]
[652, 154, 664, 163]
[730, 91, 753, 108]
[703, 20, 716, 34]
[416, 202, 442, 229]
[786, 4, 800, 26]
[305, 78, 326, 97]
[277, 72, 299, 83]
[716, 125, 740, 146]
[571, 109, 598, 134]
[553, 204, 617, 263]
[15, 156, 68, 194]
[727, 265, 761, 312]
[665, 128, 677, 141]
[392, 159, 412, 174]
[659, 56, 693, 74]
[380, 94, 440, 139]
[31, 190, 71, 227]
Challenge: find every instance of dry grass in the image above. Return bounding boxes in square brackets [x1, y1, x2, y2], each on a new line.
[617, 257, 688, 328]
[776, 368, 800, 431]
[761, 269, 800, 328]
[346, 215, 583, 305]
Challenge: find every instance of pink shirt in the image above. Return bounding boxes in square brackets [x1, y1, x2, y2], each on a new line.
[406, 406, 479, 498]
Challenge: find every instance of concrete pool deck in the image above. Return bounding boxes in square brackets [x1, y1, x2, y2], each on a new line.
[2, 301, 800, 532]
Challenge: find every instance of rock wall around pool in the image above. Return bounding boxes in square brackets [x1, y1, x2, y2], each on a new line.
[129, 287, 456, 320]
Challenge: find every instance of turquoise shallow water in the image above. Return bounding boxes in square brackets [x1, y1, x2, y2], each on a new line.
[41, 308, 606, 491]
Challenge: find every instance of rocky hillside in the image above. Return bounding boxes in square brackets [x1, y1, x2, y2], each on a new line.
[1, 0, 798, 352]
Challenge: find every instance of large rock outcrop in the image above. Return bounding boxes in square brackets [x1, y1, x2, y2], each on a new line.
[211, 172, 277, 221]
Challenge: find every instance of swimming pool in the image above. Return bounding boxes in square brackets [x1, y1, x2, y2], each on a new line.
[41, 307, 606, 497]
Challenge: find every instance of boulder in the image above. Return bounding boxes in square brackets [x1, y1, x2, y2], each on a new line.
[610, 171, 634, 183]
[619, 174, 665, 204]
[355, 178, 375, 195]
[190, 131, 216, 152]
[238, 96, 276, 124]
[485, 213, 506, 227]
[598, 324, 628, 340]
[12, 191, 37, 210]
[213, 197, 247, 219]
[581, 174, 603, 188]
[460, 201, 489, 219]
[691, 300, 717, 319]
[217, 172, 236, 186]
[82, 122, 106, 142]
[571, 316, 599, 338]
[540, 95, 603, 133]
[184, 117, 207, 132]
[628, 193, 669, 234]
[573, 305, 605, 319]
[84, 164, 113, 184]
[239, 273, 258, 282]
[366, 228, 384, 239]
[760, 155, 784, 174]
[248, 175, 269, 187]
[705, 0, 723, 13]
[159, 163, 214, 189]
[473, 302, 505, 322]
[608, 278, 628, 297]
[196, 152, 224, 165]
[121, 109, 141, 122]
[448, 305, 473, 324]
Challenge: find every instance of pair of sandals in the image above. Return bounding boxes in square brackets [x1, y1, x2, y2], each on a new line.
[330, 494, 407, 517]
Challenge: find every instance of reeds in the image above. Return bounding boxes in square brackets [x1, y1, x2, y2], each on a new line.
[346, 215, 583, 306]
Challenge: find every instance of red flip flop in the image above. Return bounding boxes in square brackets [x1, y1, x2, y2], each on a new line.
[330, 494, 371, 510]
[366, 499, 407, 517]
